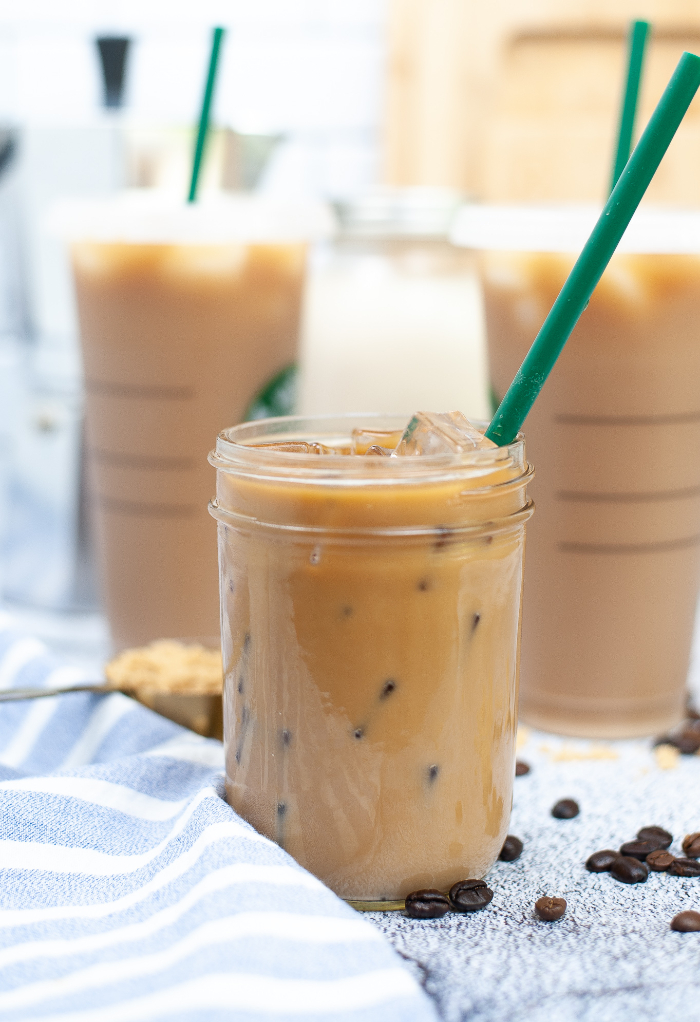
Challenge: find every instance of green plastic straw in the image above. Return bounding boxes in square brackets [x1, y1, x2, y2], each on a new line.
[610, 20, 650, 193]
[187, 26, 225, 203]
[486, 50, 700, 448]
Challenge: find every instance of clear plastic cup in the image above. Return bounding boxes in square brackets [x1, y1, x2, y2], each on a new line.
[453, 204, 700, 738]
[54, 191, 333, 652]
[209, 414, 533, 905]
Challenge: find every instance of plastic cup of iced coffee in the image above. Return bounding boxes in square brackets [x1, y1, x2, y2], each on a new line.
[209, 412, 533, 905]
[53, 191, 333, 652]
[453, 203, 700, 738]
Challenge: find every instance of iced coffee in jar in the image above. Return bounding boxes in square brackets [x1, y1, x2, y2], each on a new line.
[453, 204, 700, 738]
[209, 412, 533, 905]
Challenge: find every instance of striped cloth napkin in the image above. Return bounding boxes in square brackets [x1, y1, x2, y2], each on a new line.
[0, 615, 436, 1022]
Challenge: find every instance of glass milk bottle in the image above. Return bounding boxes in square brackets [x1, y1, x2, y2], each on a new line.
[297, 188, 489, 420]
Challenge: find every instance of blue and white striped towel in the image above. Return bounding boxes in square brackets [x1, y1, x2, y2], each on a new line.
[0, 615, 436, 1022]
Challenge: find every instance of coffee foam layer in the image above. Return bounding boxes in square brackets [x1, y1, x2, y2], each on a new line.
[50, 190, 336, 244]
[452, 204, 700, 254]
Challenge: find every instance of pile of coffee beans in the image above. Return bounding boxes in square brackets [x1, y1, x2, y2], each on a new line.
[586, 825, 700, 884]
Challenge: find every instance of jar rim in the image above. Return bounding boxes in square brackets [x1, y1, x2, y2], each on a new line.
[209, 413, 527, 489]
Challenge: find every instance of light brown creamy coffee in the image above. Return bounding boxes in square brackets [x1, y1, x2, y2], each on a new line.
[210, 415, 532, 903]
[73, 238, 305, 649]
[484, 249, 700, 738]
[63, 194, 331, 651]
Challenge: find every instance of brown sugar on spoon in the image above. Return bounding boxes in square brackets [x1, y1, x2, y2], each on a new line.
[105, 640, 223, 737]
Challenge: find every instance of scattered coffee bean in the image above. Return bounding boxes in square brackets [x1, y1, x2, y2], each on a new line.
[656, 722, 700, 755]
[535, 896, 567, 921]
[515, 761, 531, 776]
[671, 910, 700, 932]
[585, 849, 620, 873]
[499, 835, 524, 862]
[620, 839, 664, 860]
[668, 857, 700, 878]
[637, 825, 673, 848]
[449, 879, 494, 913]
[610, 856, 649, 884]
[552, 799, 579, 819]
[405, 889, 451, 919]
[674, 728, 700, 754]
[646, 850, 676, 872]
[682, 832, 700, 858]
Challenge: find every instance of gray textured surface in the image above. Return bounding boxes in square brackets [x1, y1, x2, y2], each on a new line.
[369, 731, 700, 1022]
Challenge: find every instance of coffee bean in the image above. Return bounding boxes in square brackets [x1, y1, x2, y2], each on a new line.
[646, 850, 676, 872]
[610, 856, 649, 884]
[657, 723, 700, 755]
[671, 910, 700, 932]
[637, 825, 672, 848]
[405, 889, 451, 919]
[682, 832, 700, 858]
[515, 761, 531, 776]
[674, 728, 700, 754]
[552, 799, 579, 819]
[449, 879, 494, 913]
[620, 839, 664, 860]
[668, 857, 700, 878]
[535, 896, 566, 921]
[499, 835, 523, 861]
[585, 849, 620, 873]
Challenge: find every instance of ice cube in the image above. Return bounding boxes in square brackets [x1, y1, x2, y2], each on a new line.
[393, 412, 496, 456]
[351, 428, 404, 455]
[364, 445, 392, 456]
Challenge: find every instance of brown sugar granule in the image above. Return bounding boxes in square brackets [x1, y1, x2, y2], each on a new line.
[105, 640, 223, 697]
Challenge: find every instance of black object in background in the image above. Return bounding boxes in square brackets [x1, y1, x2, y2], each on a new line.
[96, 37, 131, 109]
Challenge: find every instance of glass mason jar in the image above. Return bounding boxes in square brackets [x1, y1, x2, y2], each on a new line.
[209, 414, 533, 907]
[297, 188, 490, 421]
